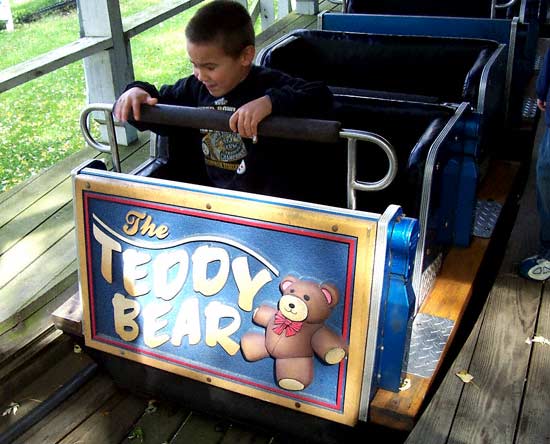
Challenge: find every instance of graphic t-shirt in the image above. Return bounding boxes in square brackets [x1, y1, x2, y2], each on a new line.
[201, 98, 248, 177]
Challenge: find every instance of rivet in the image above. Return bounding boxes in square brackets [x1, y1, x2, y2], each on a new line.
[332, 225, 338, 232]
[295, 402, 301, 409]
[206, 203, 212, 210]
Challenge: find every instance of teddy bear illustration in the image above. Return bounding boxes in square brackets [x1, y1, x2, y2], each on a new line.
[240, 275, 348, 391]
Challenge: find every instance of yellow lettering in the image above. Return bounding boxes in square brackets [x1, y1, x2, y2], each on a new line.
[123, 210, 169, 239]
[142, 301, 172, 348]
[112, 293, 140, 341]
[192, 245, 230, 296]
[123, 249, 151, 296]
[93, 223, 122, 284]
[205, 301, 241, 355]
[123, 210, 146, 236]
[232, 257, 272, 312]
[139, 215, 157, 237]
[153, 250, 189, 301]
[171, 297, 201, 346]
[155, 225, 169, 239]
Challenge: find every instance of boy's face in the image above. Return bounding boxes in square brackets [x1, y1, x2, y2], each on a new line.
[187, 41, 255, 97]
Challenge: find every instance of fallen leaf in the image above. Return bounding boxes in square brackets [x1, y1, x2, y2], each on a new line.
[145, 399, 157, 414]
[526, 335, 550, 346]
[399, 378, 411, 391]
[2, 402, 20, 416]
[128, 426, 144, 442]
[456, 370, 475, 384]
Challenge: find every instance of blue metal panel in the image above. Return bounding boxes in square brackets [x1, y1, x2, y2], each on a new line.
[320, 13, 513, 43]
[438, 157, 461, 245]
[454, 156, 479, 246]
[376, 212, 419, 392]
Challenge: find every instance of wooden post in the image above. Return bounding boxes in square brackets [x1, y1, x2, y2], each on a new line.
[0, 0, 15, 32]
[295, 0, 318, 15]
[77, 0, 137, 145]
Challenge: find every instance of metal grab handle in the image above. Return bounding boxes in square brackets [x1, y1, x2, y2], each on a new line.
[342, 129, 398, 210]
[493, 0, 518, 9]
[79, 103, 122, 172]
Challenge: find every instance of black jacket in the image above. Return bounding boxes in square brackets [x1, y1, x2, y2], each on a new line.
[123, 65, 333, 194]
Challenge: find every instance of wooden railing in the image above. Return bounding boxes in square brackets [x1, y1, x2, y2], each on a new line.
[0, 0, 319, 143]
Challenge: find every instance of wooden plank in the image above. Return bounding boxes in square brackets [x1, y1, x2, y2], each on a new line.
[515, 283, 550, 443]
[12, 373, 118, 444]
[171, 411, 229, 444]
[0, 146, 96, 220]
[124, 0, 205, 40]
[0, 131, 147, 215]
[0, 227, 76, 334]
[369, 159, 521, 430]
[0, 334, 74, 394]
[368, 375, 430, 431]
[0, 282, 76, 372]
[58, 391, 148, 444]
[446, 276, 541, 444]
[0, 336, 96, 434]
[0, 136, 150, 335]
[254, 0, 339, 50]
[220, 424, 273, 444]
[118, 402, 190, 444]
[52, 289, 83, 337]
[0, 36, 112, 94]
[0, 203, 74, 289]
[0, 179, 73, 256]
[404, 303, 488, 444]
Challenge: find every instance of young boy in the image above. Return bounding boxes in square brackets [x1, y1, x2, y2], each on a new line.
[114, 0, 333, 194]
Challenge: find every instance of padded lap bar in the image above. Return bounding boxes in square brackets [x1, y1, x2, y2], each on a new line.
[137, 104, 342, 144]
[261, 30, 498, 105]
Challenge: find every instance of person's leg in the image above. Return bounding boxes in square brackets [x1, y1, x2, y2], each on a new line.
[520, 128, 550, 280]
[537, 128, 550, 257]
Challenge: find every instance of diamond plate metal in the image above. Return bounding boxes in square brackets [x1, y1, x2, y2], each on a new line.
[406, 313, 454, 378]
[418, 252, 443, 310]
[473, 199, 502, 238]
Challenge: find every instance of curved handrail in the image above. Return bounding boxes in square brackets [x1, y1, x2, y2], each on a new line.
[494, 0, 519, 9]
[79, 103, 121, 172]
[341, 129, 398, 209]
[79, 103, 398, 199]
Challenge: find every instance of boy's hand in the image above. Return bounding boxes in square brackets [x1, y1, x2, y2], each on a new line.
[537, 98, 546, 112]
[229, 95, 272, 140]
[114, 87, 158, 122]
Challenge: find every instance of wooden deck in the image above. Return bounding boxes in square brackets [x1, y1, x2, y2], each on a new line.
[404, 112, 549, 444]
[1, 5, 549, 444]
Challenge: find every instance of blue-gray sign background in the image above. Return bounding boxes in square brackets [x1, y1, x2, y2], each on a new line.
[86, 193, 359, 410]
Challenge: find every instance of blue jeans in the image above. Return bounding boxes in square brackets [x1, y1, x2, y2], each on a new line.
[537, 129, 550, 258]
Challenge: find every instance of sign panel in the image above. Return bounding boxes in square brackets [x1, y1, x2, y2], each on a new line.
[74, 171, 377, 425]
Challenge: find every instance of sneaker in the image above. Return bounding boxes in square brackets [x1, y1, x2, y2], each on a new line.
[519, 255, 550, 281]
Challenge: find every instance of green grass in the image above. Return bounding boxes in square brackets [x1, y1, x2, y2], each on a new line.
[0, 0, 266, 193]
[0, 1, 204, 193]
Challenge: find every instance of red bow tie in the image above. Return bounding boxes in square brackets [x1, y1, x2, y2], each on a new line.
[273, 311, 303, 337]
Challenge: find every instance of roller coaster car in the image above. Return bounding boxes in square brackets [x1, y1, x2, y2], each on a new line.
[318, 0, 546, 129]
[68, 82, 497, 438]
[257, 29, 507, 159]
[342, 0, 545, 23]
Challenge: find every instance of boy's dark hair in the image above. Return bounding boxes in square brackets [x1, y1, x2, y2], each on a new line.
[185, 0, 255, 58]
